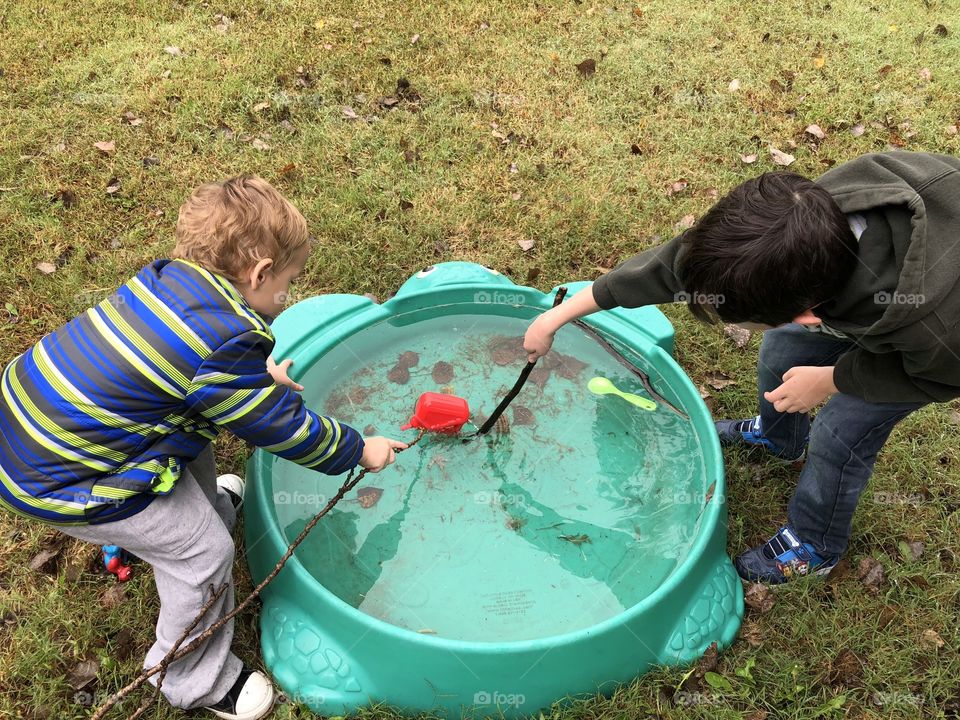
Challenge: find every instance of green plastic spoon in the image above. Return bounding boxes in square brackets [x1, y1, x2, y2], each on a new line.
[587, 376, 657, 412]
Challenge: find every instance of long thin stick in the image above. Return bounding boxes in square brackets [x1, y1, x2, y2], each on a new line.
[476, 286, 568, 435]
[573, 319, 689, 419]
[94, 432, 425, 720]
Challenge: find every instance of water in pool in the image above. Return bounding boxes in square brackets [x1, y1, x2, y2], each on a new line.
[270, 311, 709, 642]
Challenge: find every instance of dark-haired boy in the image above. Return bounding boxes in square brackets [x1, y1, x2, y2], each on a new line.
[524, 151, 960, 584]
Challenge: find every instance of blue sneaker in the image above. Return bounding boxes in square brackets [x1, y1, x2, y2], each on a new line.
[735, 525, 839, 584]
[715, 415, 806, 463]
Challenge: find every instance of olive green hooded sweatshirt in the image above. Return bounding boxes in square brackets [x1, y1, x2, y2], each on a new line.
[592, 151, 960, 404]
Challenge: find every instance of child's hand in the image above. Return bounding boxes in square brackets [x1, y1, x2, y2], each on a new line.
[267, 356, 304, 392]
[360, 436, 409, 473]
[764, 365, 838, 413]
[523, 315, 556, 362]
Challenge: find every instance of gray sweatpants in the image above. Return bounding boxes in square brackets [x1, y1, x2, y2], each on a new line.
[59, 445, 243, 709]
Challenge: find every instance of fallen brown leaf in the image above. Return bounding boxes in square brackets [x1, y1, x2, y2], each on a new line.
[674, 214, 696, 231]
[94, 140, 116, 156]
[921, 628, 944, 650]
[740, 153, 758, 164]
[857, 556, 885, 592]
[36, 262, 57, 275]
[517, 238, 535, 252]
[575, 58, 597, 77]
[723, 324, 751, 349]
[804, 123, 826, 140]
[66, 658, 99, 690]
[744, 582, 775, 613]
[769, 146, 796, 166]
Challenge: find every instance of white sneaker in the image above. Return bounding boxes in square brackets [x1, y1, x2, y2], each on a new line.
[216, 474, 245, 510]
[206, 667, 276, 720]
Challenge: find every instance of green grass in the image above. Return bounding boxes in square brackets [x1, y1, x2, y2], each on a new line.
[2, 0, 960, 718]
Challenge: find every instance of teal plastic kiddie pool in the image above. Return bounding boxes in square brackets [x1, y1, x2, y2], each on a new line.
[244, 262, 743, 718]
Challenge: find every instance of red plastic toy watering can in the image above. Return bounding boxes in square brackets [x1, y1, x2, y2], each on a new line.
[401, 392, 470, 434]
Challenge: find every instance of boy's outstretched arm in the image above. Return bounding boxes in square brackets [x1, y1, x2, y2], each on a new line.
[186, 330, 397, 475]
[524, 286, 601, 361]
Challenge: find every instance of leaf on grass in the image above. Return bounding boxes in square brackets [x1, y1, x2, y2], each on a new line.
[51, 189, 77, 207]
[744, 582, 775, 613]
[704, 672, 734, 692]
[857, 556, 885, 592]
[899, 540, 925, 561]
[105, 177, 121, 195]
[728, 78, 741, 92]
[251, 138, 271, 151]
[252, 101, 271, 112]
[164, 45, 183, 57]
[342, 106, 359, 120]
[769, 146, 795, 166]
[410, 33, 420, 45]
[740, 153, 758, 164]
[575, 58, 597, 77]
[667, 179, 688, 196]
[850, 124, 866, 137]
[675, 214, 696, 231]
[723, 323, 751, 349]
[804, 124, 826, 140]
[517, 238, 536, 252]
[66, 659, 99, 690]
[28, 546, 61, 572]
[100, 584, 127, 609]
[706, 371, 736, 390]
[94, 140, 115, 156]
[36, 262, 57, 275]
[122, 111, 142, 127]
[921, 628, 944, 650]
[934, 23, 949, 37]
[946, 125, 959, 137]
[738, 619, 764, 646]
[826, 648, 864, 687]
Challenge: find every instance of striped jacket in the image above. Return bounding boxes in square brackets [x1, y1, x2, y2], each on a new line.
[0, 259, 363, 525]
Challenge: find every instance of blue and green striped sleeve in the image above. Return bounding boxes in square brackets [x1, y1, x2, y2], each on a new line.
[185, 330, 364, 475]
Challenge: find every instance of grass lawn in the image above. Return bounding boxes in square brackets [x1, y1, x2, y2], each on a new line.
[1, 0, 959, 717]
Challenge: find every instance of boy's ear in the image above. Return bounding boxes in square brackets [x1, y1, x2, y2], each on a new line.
[792, 308, 821, 325]
[248, 258, 274, 289]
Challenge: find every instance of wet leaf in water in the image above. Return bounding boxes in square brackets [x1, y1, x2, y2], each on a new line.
[356, 487, 383, 509]
[512, 405, 535, 425]
[431, 361, 454, 384]
[397, 351, 419, 368]
[387, 364, 410, 385]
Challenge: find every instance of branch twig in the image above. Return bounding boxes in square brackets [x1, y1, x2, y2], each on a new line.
[93, 432, 426, 720]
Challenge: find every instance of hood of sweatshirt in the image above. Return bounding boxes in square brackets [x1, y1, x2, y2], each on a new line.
[813, 151, 960, 341]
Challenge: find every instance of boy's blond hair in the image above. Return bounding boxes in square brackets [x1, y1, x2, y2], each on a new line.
[171, 175, 309, 282]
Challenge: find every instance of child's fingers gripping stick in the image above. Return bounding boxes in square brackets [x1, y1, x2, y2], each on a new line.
[359, 436, 409, 472]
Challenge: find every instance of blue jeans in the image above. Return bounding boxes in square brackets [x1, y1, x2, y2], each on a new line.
[756, 324, 926, 557]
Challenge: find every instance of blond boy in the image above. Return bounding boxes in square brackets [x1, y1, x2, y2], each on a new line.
[0, 176, 405, 719]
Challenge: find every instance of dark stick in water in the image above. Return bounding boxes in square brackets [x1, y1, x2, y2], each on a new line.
[475, 286, 569, 435]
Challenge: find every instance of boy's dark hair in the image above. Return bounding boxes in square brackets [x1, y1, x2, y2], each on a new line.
[677, 172, 859, 326]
